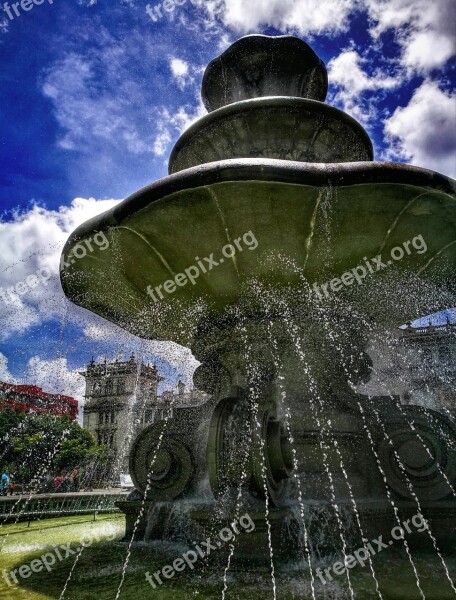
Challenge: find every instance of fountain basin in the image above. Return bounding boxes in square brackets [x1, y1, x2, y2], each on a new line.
[60, 159, 456, 346]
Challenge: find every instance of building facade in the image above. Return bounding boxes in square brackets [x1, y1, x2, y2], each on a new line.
[81, 354, 163, 452]
[81, 355, 209, 464]
[359, 322, 456, 417]
[0, 382, 78, 420]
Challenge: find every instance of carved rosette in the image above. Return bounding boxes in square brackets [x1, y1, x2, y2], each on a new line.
[250, 402, 294, 504]
[207, 394, 293, 507]
[378, 407, 456, 501]
[129, 426, 194, 501]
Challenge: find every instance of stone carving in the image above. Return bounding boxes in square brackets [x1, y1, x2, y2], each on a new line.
[129, 426, 194, 501]
[378, 407, 456, 501]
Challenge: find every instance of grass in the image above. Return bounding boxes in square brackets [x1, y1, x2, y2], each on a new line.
[0, 515, 454, 599]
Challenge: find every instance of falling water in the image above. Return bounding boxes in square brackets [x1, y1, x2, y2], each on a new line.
[243, 333, 278, 600]
[365, 328, 456, 499]
[113, 393, 178, 600]
[321, 297, 456, 594]
[265, 319, 317, 600]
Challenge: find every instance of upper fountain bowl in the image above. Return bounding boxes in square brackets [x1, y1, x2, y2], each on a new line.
[202, 34, 328, 111]
[170, 35, 371, 173]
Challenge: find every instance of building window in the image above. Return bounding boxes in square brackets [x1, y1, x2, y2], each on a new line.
[117, 380, 125, 394]
[105, 380, 113, 395]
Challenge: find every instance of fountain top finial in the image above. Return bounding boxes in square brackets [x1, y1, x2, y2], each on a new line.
[202, 34, 328, 112]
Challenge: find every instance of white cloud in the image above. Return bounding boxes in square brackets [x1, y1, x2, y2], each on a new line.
[0, 198, 119, 339]
[192, 0, 358, 35]
[328, 50, 399, 96]
[41, 53, 152, 155]
[170, 58, 190, 90]
[0, 353, 86, 420]
[153, 102, 207, 158]
[327, 49, 400, 125]
[153, 129, 173, 156]
[365, 0, 456, 74]
[0, 353, 14, 382]
[26, 356, 86, 403]
[169, 57, 207, 92]
[191, 1, 454, 76]
[170, 58, 189, 78]
[384, 81, 456, 178]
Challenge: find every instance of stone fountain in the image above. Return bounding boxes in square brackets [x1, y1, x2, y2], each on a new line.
[60, 35, 456, 564]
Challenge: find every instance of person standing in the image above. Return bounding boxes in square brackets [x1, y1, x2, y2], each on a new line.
[7, 471, 14, 495]
[1, 471, 10, 496]
[53, 473, 64, 492]
[70, 468, 80, 492]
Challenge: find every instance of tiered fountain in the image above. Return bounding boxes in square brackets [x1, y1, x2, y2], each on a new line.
[61, 35, 456, 564]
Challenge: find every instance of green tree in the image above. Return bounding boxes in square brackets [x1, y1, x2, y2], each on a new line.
[0, 410, 106, 483]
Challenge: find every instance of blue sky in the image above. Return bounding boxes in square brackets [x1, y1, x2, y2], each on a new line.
[0, 0, 455, 403]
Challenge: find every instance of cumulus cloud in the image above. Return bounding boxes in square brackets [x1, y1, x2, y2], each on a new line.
[384, 81, 456, 178]
[192, 0, 358, 35]
[0, 353, 85, 420]
[192, 1, 454, 76]
[26, 356, 86, 402]
[170, 58, 191, 90]
[327, 49, 400, 125]
[365, 0, 456, 74]
[0, 198, 119, 339]
[153, 102, 207, 158]
[0, 353, 14, 382]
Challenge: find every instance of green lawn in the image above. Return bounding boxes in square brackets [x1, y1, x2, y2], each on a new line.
[0, 515, 454, 599]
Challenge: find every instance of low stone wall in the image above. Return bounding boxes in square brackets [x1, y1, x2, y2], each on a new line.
[0, 491, 128, 523]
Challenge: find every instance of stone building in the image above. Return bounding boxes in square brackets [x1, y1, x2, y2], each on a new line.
[359, 321, 456, 416]
[81, 354, 161, 452]
[81, 355, 209, 462]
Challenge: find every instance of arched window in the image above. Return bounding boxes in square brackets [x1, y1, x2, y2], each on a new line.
[105, 380, 113, 395]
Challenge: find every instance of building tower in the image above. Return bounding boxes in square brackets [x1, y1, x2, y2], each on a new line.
[81, 354, 163, 464]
